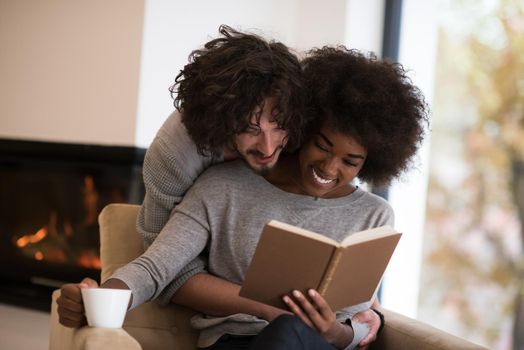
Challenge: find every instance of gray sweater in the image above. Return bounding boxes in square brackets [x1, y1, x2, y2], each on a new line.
[112, 160, 394, 348]
[137, 111, 223, 247]
[136, 111, 222, 300]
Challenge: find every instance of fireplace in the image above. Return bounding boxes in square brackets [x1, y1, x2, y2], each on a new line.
[0, 138, 145, 311]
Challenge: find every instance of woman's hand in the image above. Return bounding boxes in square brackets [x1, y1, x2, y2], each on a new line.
[56, 277, 98, 328]
[283, 289, 353, 349]
[57, 277, 131, 328]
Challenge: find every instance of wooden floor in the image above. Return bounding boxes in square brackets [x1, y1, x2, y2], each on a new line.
[0, 303, 50, 350]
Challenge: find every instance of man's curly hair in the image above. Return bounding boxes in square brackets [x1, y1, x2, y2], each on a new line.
[170, 25, 306, 156]
[302, 47, 429, 186]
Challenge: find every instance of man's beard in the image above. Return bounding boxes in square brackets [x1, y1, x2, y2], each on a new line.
[240, 147, 282, 176]
[253, 165, 272, 176]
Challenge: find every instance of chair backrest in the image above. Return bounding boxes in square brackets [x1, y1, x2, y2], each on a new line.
[99, 203, 198, 350]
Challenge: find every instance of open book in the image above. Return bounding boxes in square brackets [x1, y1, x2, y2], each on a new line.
[239, 220, 402, 311]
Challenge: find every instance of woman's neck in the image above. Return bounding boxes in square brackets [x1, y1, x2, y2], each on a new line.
[265, 153, 308, 195]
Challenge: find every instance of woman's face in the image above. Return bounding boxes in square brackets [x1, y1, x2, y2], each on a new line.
[298, 123, 367, 198]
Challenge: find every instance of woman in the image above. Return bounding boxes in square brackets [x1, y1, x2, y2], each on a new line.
[169, 47, 428, 350]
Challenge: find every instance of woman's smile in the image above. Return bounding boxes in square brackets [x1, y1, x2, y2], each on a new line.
[311, 167, 336, 185]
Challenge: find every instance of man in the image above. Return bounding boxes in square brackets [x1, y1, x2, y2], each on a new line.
[138, 24, 306, 248]
[57, 24, 306, 323]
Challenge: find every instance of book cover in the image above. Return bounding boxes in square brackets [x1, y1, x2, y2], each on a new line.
[239, 220, 401, 310]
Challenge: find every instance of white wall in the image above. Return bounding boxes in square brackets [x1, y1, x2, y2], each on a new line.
[0, 0, 144, 146]
[345, 0, 385, 54]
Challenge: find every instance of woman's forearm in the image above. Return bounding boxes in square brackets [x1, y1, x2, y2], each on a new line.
[171, 273, 287, 321]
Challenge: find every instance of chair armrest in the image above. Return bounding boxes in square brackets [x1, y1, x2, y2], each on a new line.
[49, 289, 141, 350]
[370, 308, 488, 350]
[72, 327, 141, 350]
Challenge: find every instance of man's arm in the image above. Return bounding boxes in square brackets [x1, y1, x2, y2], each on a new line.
[137, 111, 219, 248]
[138, 117, 196, 247]
[172, 273, 287, 322]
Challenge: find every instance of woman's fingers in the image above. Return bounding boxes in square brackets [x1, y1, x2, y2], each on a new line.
[282, 294, 313, 327]
[284, 290, 335, 334]
[56, 279, 98, 328]
[306, 289, 333, 319]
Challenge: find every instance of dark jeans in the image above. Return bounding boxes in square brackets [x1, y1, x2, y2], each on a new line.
[204, 315, 337, 350]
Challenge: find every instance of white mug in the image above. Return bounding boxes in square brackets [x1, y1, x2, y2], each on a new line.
[81, 288, 131, 328]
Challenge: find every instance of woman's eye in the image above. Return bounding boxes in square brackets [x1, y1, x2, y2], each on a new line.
[343, 159, 357, 167]
[314, 142, 328, 152]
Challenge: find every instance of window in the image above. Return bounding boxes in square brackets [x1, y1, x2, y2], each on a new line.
[386, 0, 523, 348]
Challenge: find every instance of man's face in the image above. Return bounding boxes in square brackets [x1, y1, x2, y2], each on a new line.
[232, 97, 288, 174]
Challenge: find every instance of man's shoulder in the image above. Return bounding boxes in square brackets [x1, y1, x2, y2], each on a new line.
[153, 111, 193, 151]
[158, 110, 184, 134]
[196, 160, 253, 184]
[144, 111, 220, 180]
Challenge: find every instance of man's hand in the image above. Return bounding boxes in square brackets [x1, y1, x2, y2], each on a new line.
[283, 289, 353, 349]
[353, 309, 381, 348]
[56, 277, 98, 328]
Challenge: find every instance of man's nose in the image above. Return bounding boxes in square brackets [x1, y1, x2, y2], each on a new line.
[258, 131, 281, 156]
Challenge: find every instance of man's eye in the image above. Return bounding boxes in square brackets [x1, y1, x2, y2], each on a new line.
[247, 126, 261, 135]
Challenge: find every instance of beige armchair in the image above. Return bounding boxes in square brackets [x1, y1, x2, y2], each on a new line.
[49, 204, 487, 350]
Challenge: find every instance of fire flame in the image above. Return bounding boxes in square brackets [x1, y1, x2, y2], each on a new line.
[14, 175, 102, 269]
[16, 227, 48, 248]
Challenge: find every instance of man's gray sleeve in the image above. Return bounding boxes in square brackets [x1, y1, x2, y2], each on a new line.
[112, 208, 211, 309]
[134, 112, 221, 302]
[136, 111, 219, 248]
[137, 125, 196, 248]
